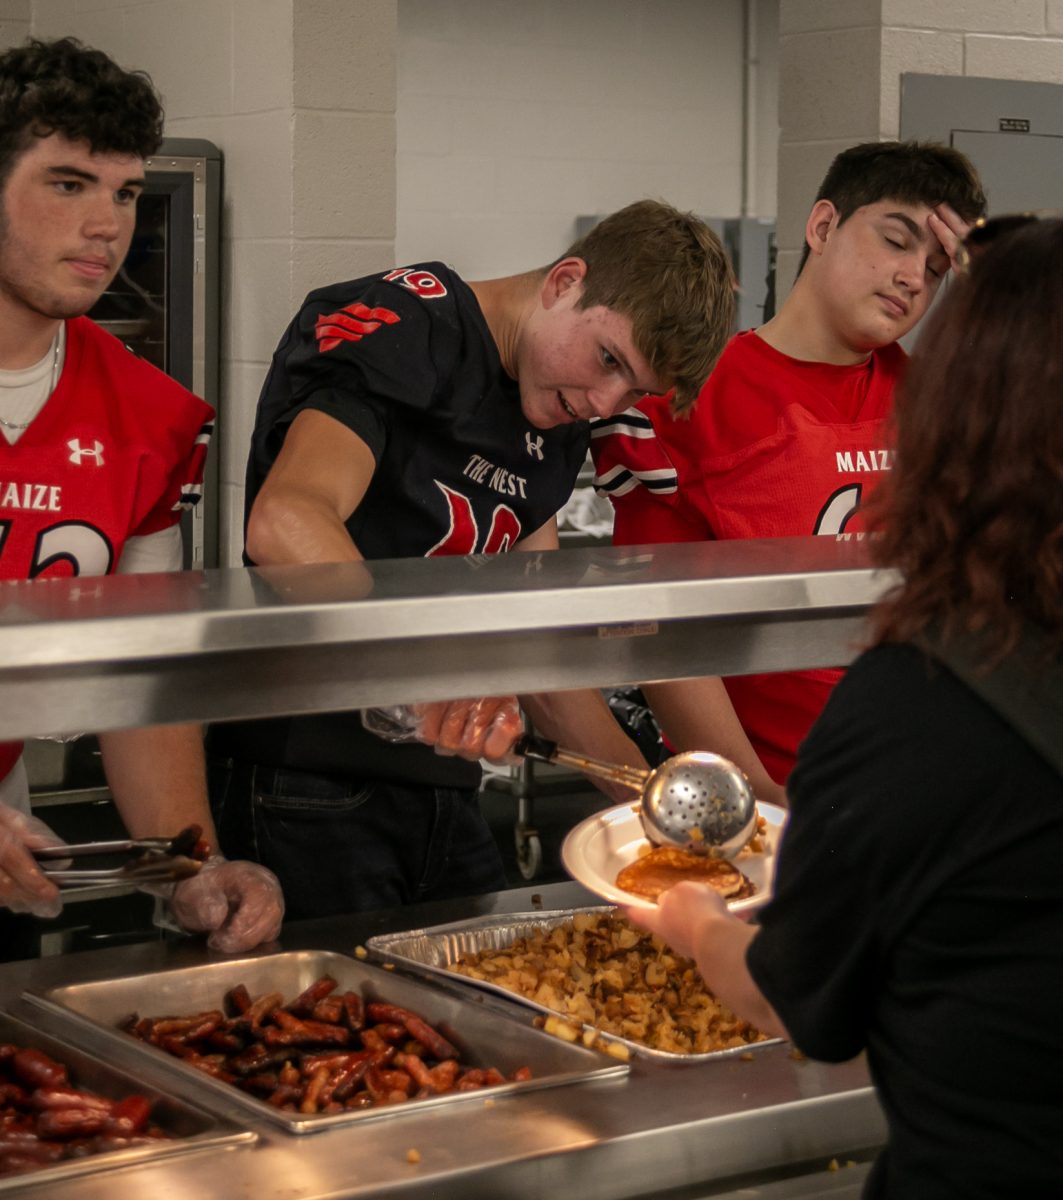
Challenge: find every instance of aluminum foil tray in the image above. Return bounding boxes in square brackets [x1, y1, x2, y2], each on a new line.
[0, 1009, 252, 1190]
[367, 908, 784, 1064]
[24, 949, 627, 1135]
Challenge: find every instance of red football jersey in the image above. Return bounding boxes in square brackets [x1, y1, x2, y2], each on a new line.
[0, 317, 214, 779]
[591, 330, 906, 783]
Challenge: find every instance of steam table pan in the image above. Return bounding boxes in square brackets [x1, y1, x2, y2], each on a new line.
[0, 1009, 253, 1191]
[23, 949, 627, 1135]
[367, 908, 784, 1063]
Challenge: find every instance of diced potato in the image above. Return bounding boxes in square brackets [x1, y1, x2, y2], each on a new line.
[543, 1015, 580, 1043]
[644, 961, 667, 988]
[446, 913, 768, 1056]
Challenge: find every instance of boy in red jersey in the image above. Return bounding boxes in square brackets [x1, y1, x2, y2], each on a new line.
[591, 142, 986, 801]
[0, 37, 282, 955]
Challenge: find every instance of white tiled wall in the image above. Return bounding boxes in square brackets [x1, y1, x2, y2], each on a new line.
[396, 0, 780, 277]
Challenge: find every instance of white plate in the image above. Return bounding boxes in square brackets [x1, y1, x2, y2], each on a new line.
[561, 800, 788, 912]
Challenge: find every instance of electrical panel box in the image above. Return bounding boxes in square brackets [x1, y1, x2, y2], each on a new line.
[900, 74, 1063, 214]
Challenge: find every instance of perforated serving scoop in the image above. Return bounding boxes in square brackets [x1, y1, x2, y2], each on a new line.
[513, 735, 757, 859]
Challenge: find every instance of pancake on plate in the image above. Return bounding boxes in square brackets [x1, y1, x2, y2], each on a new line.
[616, 846, 757, 903]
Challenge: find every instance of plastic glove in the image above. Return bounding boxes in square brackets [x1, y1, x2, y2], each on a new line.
[168, 856, 284, 953]
[362, 698, 522, 762]
[0, 804, 64, 919]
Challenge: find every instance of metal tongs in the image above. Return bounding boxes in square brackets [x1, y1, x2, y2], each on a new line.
[32, 824, 207, 886]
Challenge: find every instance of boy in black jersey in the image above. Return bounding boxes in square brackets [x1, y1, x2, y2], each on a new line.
[208, 202, 735, 919]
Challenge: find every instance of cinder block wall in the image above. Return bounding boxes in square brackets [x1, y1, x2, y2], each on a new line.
[8, 0, 778, 564]
[0, 0, 28, 44]
[396, 0, 780, 277]
[775, 0, 1063, 299]
[24, 0, 397, 564]
[8, 1, 1058, 558]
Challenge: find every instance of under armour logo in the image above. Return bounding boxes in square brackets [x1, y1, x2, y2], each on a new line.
[67, 438, 104, 466]
[525, 432, 544, 461]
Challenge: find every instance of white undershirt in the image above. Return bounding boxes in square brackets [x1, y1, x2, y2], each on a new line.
[0, 326, 64, 446]
[0, 328, 183, 811]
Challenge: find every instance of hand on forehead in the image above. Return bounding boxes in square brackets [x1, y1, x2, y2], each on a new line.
[928, 203, 974, 274]
[875, 202, 953, 274]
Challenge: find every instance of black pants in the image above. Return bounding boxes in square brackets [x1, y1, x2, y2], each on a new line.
[208, 758, 507, 921]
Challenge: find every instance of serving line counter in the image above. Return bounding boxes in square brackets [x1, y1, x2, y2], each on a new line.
[0, 882, 884, 1200]
[0, 536, 891, 1195]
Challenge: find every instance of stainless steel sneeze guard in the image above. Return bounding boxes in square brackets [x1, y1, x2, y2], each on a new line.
[0, 536, 892, 739]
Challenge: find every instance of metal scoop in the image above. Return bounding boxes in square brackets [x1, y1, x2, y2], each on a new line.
[513, 734, 757, 859]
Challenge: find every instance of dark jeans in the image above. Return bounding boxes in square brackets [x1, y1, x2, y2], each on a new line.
[208, 758, 507, 921]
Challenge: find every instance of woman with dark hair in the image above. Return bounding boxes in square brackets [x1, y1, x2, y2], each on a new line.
[629, 217, 1063, 1198]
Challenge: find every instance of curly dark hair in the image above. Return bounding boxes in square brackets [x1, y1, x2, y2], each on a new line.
[866, 217, 1063, 662]
[0, 37, 163, 183]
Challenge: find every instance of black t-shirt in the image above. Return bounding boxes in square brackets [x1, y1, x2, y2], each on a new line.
[216, 263, 589, 785]
[746, 642, 1063, 1198]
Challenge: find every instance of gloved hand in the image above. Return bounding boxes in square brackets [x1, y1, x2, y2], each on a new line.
[362, 697, 523, 762]
[0, 804, 64, 919]
[167, 857, 284, 953]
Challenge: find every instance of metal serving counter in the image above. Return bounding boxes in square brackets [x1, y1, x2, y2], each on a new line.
[0, 536, 889, 739]
[0, 536, 889, 1194]
[1, 882, 883, 1200]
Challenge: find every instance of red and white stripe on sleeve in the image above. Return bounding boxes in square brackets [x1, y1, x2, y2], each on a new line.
[589, 408, 678, 499]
